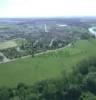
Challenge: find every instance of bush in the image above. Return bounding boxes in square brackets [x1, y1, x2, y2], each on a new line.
[0, 56, 3, 62]
[83, 72, 96, 94]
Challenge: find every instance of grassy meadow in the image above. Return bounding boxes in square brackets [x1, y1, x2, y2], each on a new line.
[0, 40, 17, 50]
[0, 39, 96, 87]
[0, 38, 27, 50]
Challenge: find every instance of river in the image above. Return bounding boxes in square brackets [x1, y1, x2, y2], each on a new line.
[88, 27, 96, 37]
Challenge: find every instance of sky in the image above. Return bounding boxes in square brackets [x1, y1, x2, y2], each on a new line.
[0, 0, 96, 17]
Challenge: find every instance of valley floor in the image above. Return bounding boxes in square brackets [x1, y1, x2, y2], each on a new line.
[0, 39, 96, 87]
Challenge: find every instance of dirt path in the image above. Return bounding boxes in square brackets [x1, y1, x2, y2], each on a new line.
[0, 43, 71, 64]
[36, 43, 71, 56]
[0, 52, 10, 63]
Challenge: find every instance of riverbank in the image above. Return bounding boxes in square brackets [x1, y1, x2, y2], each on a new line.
[88, 27, 96, 37]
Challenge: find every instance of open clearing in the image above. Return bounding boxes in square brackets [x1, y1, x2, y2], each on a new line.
[0, 39, 96, 87]
[0, 38, 26, 50]
[0, 40, 17, 50]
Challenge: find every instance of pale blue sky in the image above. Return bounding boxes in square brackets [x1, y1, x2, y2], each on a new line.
[0, 0, 96, 17]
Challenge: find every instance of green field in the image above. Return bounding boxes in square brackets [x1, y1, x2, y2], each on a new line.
[0, 38, 26, 50]
[0, 40, 17, 50]
[0, 39, 96, 87]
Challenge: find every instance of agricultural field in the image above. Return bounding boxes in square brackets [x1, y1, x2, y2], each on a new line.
[0, 40, 17, 50]
[0, 38, 26, 50]
[0, 39, 96, 87]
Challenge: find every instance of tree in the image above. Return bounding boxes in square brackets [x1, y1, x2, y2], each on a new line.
[83, 72, 96, 94]
[0, 88, 10, 100]
[64, 85, 81, 100]
[0, 56, 3, 62]
[16, 83, 28, 100]
[79, 92, 96, 100]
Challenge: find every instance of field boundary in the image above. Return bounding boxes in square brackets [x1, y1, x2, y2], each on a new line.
[0, 43, 71, 64]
